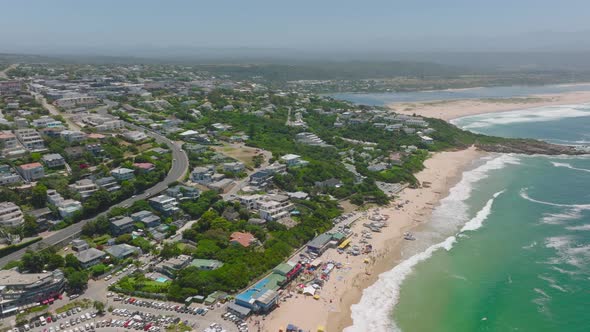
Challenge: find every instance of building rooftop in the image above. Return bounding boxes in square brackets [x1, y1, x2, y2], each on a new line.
[230, 232, 256, 247]
[74, 248, 106, 263]
[18, 162, 43, 170]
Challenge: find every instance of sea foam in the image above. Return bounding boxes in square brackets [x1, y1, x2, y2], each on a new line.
[456, 104, 590, 130]
[344, 155, 517, 332]
[551, 161, 590, 173]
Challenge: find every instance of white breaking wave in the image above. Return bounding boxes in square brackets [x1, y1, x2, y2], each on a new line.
[541, 208, 584, 225]
[460, 190, 504, 232]
[545, 236, 590, 268]
[520, 189, 590, 209]
[551, 161, 590, 173]
[344, 155, 517, 332]
[456, 104, 590, 130]
[565, 224, 590, 231]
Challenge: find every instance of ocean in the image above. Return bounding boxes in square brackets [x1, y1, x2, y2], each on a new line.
[330, 83, 590, 106]
[337, 93, 590, 332]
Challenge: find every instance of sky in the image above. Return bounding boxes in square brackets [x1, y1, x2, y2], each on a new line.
[2, 0, 590, 56]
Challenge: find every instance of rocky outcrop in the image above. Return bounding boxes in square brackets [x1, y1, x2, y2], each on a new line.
[475, 140, 586, 155]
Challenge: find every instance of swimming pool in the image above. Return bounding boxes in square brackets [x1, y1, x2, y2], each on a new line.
[155, 277, 168, 283]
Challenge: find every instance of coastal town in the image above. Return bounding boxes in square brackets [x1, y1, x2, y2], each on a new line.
[0, 61, 457, 332]
[0, 58, 586, 332]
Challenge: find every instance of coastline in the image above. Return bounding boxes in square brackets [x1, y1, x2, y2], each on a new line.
[261, 146, 484, 332]
[388, 90, 590, 121]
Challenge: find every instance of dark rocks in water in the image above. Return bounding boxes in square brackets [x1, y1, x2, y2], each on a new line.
[475, 140, 585, 155]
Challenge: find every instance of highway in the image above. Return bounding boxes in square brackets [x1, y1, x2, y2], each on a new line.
[0, 122, 189, 267]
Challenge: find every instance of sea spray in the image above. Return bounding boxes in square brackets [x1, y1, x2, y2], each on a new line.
[344, 155, 516, 332]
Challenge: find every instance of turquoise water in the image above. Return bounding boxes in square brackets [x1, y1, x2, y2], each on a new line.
[155, 277, 168, 283]
[330, 84, 590, 106]
[343, 104, 590, 332]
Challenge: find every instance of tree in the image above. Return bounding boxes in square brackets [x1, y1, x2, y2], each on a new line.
[31, 184, 48, 208]
[64, 269, 88, 293]
[93, 300, 105, 314]
[21, 251, 44, 273]
[65, 253, 81, 270]
[160, 243, 181, 259]
[22, 214, 39, 237]
[46, 254, 65, 270]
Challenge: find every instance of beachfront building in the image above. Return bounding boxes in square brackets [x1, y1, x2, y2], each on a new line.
[17, 162, 45, 181]
[0, 269, 65, 315]
[232, 273, 285, 316]
[307, 233, 338, 255]
[0, 202, 24, 227]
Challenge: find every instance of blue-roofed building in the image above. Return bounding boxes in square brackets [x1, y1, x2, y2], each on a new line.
[234, 274, 284, 314]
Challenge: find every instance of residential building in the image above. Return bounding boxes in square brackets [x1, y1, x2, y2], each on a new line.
[105, 244, 141, 259]
[122, 130, 148, 142]
[57, 199, 83, 218]
[230, 232, 257, 247]
[86, 143, 103, 155]
[222, 162, 245, 173]
[190, 259, 224, 271]
[208, 178, 234, 193]
[74, 248, 106, 268]
[0, 131, 19, 154]
[0, 80, 22, 95]
[191, 166, 214, 184]
[131, 210, 161, 228]
[155, 255, 192, 278]
[17, 162, 44, 181]
[148, 195, 179, 216]
[314, 178, 343, 189]
[69, 179, 98, 199]
[133, 162, 155, 172]
[42, 153, 65, 168]
[0, 165, 21, 186]
[94, 176, 121, 192]
[111, 168, 135, 181]
[71, 239, 89, 252]
[55, 95, 98, 109]
[32, 116, 63, 128]
[0, 202, 24, 227]
[110, 216, 134, 235]
[15, 129, 45, 151]
[420, 135, 434, 144]
[280, 154, 308, 167]
[60, 130, 87, 143]
[0, 269, 65, 315]
[166, 185, 200, 201]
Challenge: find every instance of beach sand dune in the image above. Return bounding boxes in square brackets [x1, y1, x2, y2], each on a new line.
[389, 90, 590, 121]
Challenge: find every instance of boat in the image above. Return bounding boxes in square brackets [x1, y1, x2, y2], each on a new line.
[403, 232, 416, 241]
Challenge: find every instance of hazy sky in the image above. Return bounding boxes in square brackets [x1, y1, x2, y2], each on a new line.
[3, 0, 590, 55]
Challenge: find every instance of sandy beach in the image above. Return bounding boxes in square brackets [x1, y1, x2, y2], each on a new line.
[259, 146, 483, 332]
[389, 90, 590, 121]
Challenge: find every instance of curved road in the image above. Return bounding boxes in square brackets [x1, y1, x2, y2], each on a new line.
[0, 122, 189, 267]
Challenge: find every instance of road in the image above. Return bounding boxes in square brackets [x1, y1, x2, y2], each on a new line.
[0, 63, 17, 79]
[0, 123, 189, 267]
[31, 92, 82, 130]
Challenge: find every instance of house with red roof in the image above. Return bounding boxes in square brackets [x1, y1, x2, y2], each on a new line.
[133, 162, 155, 172]
[17, 162, 44, 181]
[230, 232, 257, 248]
